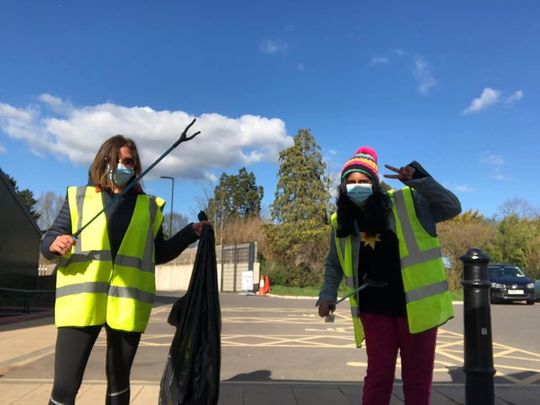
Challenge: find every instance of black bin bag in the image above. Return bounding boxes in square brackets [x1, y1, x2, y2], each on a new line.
[159, 219, 221, 405]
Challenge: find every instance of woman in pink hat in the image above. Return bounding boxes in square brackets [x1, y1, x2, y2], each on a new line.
[318, 146, 461, 405]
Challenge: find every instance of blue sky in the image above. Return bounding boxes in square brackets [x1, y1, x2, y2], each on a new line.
[1, 0, 539, 222]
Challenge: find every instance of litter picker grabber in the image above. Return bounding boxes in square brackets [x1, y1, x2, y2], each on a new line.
[323, 276, 388, 323]
[72, 118, 200, 239]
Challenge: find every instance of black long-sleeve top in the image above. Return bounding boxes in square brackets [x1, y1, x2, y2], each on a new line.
[41, 187, 197, 264]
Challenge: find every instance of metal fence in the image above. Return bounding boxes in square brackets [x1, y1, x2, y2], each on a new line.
[157, 241, 259, 293]
[219, 242, 257, 292]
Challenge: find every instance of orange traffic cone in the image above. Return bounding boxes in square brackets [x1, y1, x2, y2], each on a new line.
[263, 275, 271, 294]
[258, 276, 266, 296]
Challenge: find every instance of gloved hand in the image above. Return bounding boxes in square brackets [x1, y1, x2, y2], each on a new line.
[317, 301, 336, 317]
[193, 210, 212, 237]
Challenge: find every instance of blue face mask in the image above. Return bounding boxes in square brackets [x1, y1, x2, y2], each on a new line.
[108, 163, 134, 187]
[346, 183, 373, 206]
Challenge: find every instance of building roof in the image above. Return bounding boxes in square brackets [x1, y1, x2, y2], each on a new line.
[0, 168, 42, 236]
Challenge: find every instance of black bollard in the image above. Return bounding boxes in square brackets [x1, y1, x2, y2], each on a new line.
[460, 248, 495, 405]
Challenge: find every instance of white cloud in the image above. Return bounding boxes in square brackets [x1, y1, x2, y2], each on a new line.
[413, 56, 437, 95]
[259, 39, 288, 54]
[454, 184, 475, 192]
[370, 56, 389, 65]
[479, 152, 504, 166]
[0, 142, 5, 154]
[0, 96, 294, 181]
[283, 24, 296, 33]
[506, 90, 524, 104]
[479, 152, 510, 181]
[38, 93, 62, 105]
[493, 173, 510, 181]
[368, 50, 436, 95]
[463, 87, 501, 114]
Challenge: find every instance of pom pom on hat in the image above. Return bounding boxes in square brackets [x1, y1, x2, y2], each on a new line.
[341, 146, 379, 183]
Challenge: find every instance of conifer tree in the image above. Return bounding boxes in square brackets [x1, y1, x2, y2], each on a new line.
[207, 167, 264, 245]
[264, 129, 331, 286]
[2, 171, 40, 222]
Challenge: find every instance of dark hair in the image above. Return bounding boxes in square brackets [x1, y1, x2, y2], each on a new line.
[335, 182, 390, 238]
[89, 135, 142, 191]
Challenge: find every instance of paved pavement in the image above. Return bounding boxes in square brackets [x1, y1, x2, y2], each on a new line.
[0, 293, 538, 404]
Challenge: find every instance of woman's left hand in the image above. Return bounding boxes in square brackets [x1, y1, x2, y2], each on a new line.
[192, 220, 212, 237]
[383, 164, 416, 181]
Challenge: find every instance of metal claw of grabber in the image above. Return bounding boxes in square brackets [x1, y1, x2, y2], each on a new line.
[323, 277, 388, 323]
[72, 119, 201, 239]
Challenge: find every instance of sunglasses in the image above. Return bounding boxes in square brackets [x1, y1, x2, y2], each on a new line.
[118, 158, 136, 167]
[105, 156, 136, 167]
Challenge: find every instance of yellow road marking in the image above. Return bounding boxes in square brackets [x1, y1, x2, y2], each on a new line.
[143, 304, 540, 385]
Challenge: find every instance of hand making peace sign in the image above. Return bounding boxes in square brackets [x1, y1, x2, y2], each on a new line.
[383, 164, 416, 181]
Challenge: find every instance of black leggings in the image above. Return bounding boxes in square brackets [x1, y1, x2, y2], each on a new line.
[49, 324, 141, 405]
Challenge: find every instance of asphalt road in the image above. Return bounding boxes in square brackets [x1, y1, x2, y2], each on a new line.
[3, 292, 540, 386]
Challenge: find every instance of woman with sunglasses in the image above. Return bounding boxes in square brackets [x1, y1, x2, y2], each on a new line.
[41, 135, 208, 405]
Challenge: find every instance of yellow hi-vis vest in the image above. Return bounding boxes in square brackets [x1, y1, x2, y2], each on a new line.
[331, 187, 453, 348]
[55, 186, 164, 332]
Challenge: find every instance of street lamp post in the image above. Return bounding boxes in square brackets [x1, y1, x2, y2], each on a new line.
[160, 176, 175, 237]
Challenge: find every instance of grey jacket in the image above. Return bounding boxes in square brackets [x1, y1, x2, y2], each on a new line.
[318, 169, 461, 303]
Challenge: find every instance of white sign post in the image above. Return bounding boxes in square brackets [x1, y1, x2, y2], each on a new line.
[240, 271, 255, 296]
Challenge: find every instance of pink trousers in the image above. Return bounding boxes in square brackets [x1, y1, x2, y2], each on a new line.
[359, 313, 437, 405]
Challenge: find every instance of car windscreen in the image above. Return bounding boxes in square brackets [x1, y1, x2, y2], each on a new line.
[488, 266, 526, 278]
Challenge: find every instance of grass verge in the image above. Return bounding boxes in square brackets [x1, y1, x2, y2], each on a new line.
[270, 284, 464, 301]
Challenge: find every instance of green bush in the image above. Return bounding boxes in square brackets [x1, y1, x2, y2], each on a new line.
[263, 260, 323, 288]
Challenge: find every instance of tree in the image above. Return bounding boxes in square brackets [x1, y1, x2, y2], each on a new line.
[437, 210, 496, 291]
[489, 215, 540, 277]
[221, 216, 268, 252]
[37, 191, 65, 230]
[162, 212, 189, 239]
[488, 199, 540, 278]
[2, 171, 40, 223]
[263, 129, 331, 287]
[498, 198, 540, 219]
[207, 167, 264, 245]
[208, 168, 263, 220]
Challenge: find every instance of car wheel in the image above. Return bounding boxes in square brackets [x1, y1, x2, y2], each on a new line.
[527, 300, 535, 305]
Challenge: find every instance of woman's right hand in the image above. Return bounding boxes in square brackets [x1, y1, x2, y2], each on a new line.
[318, 301, 336, 317]
[49, 235, 76, 256]
[192, 220, 212, 237]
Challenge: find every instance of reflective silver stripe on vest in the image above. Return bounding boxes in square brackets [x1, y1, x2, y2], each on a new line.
[59, 250, 112, 267]
[141, 197, 158, 271]
[117, 197, 157, 273]
[337, 237, 347, 263]
[393, 190, 442, 268]
[344, 276, 354, 288]
[401, 247, 442, 268]
[115, 254, 154, 273]
[109, 286, 154, 304]
[61, 251, 152, 273]
[393, 190, 448, 303]
[56, 282, 109, 298]
[74, 187, 87, 253]
[406, 280, 449, 304]
[56, 283, 154, 304]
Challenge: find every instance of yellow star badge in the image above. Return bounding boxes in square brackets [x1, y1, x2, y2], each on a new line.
[361, 233, 381, 250]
